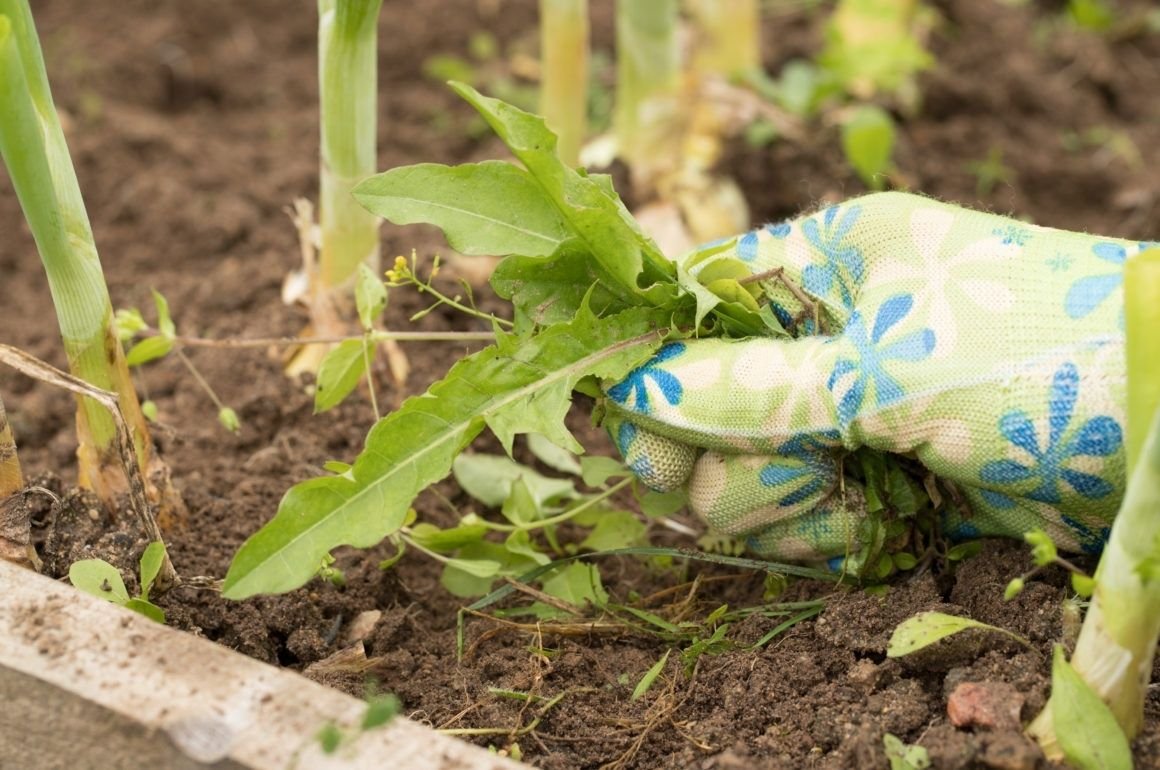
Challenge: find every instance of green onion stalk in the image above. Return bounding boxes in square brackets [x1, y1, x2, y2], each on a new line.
[614, 0, 682, 197]
[539, 0, 589, 168]
[0, 1, 156, 505]
[1029, 248, 1160, 754]
[317, 0, 383, 291]
[686, 0, 760, 81]
[0, 393, 20, 497]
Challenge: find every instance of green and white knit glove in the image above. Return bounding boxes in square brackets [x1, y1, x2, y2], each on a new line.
[606, 192, 1152, 561]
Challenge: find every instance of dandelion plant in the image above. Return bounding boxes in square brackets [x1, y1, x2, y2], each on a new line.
[1028, 248, 1160, 763]
[0, 0, 161, 505]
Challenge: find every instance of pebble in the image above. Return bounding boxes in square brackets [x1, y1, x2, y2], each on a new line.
[947, 681, 1023, 732]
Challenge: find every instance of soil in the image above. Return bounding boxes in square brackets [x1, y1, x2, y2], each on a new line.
[2, 1, 1159, 768]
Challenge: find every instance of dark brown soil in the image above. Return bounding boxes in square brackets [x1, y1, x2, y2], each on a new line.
[3, 1, 1159, 768]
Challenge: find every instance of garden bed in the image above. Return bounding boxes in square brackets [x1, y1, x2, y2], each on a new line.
[2, 1, 1159, 768]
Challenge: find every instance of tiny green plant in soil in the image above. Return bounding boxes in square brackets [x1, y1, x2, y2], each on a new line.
[222, 85, 944, 603]
[68, 541, 169, 623]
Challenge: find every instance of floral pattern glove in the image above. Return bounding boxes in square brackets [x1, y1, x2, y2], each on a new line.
[605, 192, 1154, 561]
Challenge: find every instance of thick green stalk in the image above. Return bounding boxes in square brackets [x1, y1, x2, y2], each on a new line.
[1125, 249, 1160, 471]
[318, 0, 383, 288]
[614, 0, 681, 194]
[539, 0, 589, 168]
[0, 2, 151, 500]
[0, 393, 21, 496]
[687, 0, 760, 79]
[1028, 248, 1160, 753]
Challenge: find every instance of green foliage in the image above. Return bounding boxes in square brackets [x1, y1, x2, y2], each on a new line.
[631, 649, 670, 700]
[886, 611, 1027, 657]
[965, 147, 1014, 197]
[1066, 0, 1114, 31]
[68, 541, 168, 623]
[1050, 646, 1133, 770]
[225, 86, 798, 600]
[315, 263, 389, 413]
[883, 733, 930, 770]
[840, 106, 896, 191]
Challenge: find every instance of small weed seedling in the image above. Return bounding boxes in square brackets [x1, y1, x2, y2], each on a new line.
[68, 541, 169, 623]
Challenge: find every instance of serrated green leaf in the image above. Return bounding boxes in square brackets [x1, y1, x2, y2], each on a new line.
[451, 82, 674, 296]
[841, 105, 895, 191]
[490, 248, 630, 333]
[138, 541, 166, 600]
[355, 263, 388, 329]
[1051, 645, 1133, 770]
[223, 307, 667, 599]
[125, 335, 173, 367]
[69, 559, 130, 605]
[123, 598, 166, 624]
[314, 338, 368, 413]
[354, 161, 572, 258]
[886, 611, 1027, 657]
[453, 453, 575, 508]
[527, 432, 583, 476]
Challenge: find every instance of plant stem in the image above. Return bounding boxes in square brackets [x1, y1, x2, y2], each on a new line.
[0, 393, 22, 497]
[1027, 248, 1160, 754]
[539, 0, 589, 167]
[0, 2, 153, 501]
[614, 0, 681, 195]
[318, 0, 383, 289]
[687, 0, 761, 80]
[173, 330, 497, 349]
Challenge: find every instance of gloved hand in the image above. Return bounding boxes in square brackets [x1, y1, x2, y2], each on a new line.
[605, 192, 1154, 562]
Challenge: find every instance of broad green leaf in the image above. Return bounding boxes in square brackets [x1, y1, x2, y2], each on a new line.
[841, 105, 895, 191]
[355, 263, 387, 329]
[579, 511, 647, 551]
[886, 611, 1027, 657]
[125, 335, 174, 367]
[639, 488, 687, 518]
[451, 82, 675, 296]
[353, 161, 572, 258]
[504, 529, 551, 565]
[223, 306, 667, 599]
[138, 541, 166, 600]
[883, 733, 930, 770]
[580, 456, 630, 487]
[501, 477, 542, 527]
[123, 598, 166, 624]
[314, 338, 368, 413]
[541, 562, 607, 607]
[409, 520, 489, 553]
[1051, 645, 1133, 770]
[452, 453, 575, 508]
[632, 649, 671, 701]
[491, 248, 629, 332]
[69, 559, 130, 605]
[527, 432, 583, 476]
[440, 540, 540, 598]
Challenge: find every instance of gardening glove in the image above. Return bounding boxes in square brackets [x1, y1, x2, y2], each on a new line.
[605, 192, 1153, 561]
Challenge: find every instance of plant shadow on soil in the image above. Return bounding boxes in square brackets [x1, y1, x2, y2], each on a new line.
[2, 1, 1159, 768]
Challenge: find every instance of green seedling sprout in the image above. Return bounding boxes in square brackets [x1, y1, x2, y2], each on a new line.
[1028, 248, 1160, 761]
[539, 0, 589, 167]
[68, 541, 169, 624]
[0, 0, 168, 507]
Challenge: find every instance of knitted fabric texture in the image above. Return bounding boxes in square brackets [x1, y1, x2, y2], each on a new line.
[606, 192, 1151, 560]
